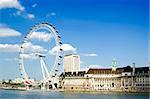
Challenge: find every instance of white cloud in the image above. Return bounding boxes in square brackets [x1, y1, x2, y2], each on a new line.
[84, 53, 98, 57]
[0, 44, 19, 52]
[13, 12, 35, 20]
[0, 25, 21, 37]
[0, 0, 36, 20]
[46, 12, 56, 18]
[0, 43, 47, 53]
[61, 44, 76, 52]
[20, 53, 38, 60]
[13, 10, 21, 16]
[0, 0, 24, 11]
[32, 3, 37, 8]
[49, 43, 77, 55]
[22, 42, 47, 53]
[26, 13, 35, 19]
[29, 32, 53, 42]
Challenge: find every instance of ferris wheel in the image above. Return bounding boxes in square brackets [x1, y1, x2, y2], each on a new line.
[18, 22, 63, 88]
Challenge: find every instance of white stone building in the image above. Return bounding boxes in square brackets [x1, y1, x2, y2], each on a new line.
[61, 54, 150, 92]
[63, 54, 80, 72]
[59, 66, 150, 92]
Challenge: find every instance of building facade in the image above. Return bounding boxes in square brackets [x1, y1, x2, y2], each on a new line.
[60, 66, 150, 92]
[63, 54, 80, 72]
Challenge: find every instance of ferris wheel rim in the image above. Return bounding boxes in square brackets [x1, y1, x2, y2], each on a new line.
[18, 22, 63, 84]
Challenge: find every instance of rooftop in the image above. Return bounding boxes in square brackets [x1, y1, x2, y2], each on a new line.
[60, 66, 149, 77]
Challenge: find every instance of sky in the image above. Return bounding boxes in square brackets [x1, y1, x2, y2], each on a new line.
[0, 0, 149, 80]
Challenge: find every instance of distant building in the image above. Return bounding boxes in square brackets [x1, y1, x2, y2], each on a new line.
[63, 54, 80, 72]
[59, 65, 150, 92]
[12, 78, 24, 84]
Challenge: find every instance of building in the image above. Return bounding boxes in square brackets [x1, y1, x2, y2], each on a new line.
[12, 78, 24, 84]
[59, 65, 150, 92]
[63, 54, 80, 72]
[60, 54, 150, 92]
[59, 71, 86, 89]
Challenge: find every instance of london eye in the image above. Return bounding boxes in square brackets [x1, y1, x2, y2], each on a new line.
[18, 22, 63, 89]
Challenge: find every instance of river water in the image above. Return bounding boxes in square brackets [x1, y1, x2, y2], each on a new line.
[0, 89, 149, 99]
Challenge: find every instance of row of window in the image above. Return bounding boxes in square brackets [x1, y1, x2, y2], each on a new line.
[136, 84, 150, 86]
[94, 79, 120, 82]
[135, 78, 149, 82]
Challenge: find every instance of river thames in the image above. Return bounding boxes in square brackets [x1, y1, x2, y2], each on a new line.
[0, 89, 149, 99]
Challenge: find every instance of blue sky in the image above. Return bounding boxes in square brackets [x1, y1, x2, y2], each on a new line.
[0, 0, 149, 80]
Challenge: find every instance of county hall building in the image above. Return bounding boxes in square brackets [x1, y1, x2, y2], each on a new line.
[59, 54, 150, 92]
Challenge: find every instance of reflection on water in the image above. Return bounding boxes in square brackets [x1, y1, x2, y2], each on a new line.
[0, 89, 149, 99]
